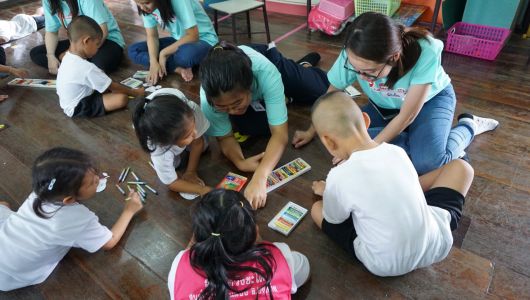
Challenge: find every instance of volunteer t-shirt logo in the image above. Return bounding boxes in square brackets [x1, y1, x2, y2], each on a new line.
[371, 83, 407, 99]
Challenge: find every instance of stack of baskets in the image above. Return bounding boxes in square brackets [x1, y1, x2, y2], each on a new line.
[354, 0, 401, 17]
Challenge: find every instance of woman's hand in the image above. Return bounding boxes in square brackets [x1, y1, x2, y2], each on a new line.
[47, 54, 60, 75]
[244, 177, 267, 209]
[147, 61, 163, 85]
[292, 126, 316, 148]
[237, 152, 265, 172]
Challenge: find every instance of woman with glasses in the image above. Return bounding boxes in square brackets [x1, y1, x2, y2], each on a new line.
[293, 12, 498, 174]
[199, 42, 329, 209]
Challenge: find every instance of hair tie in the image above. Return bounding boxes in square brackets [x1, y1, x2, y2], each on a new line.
[240, 201, 244, 207]
[213, 45, 223, 51]
[48, 178, 56, 191]
[211, 232, 221, 237]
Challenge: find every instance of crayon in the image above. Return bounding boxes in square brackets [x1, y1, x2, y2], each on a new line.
[127, 181, 147, 185]
[118, 168, 125, 181]
[148, 161, 155, 170]
[121, 167, 130, 182]
[145, 184, 158, 195]
[115, 184, 126, 195]
[130, 171, 140, 181]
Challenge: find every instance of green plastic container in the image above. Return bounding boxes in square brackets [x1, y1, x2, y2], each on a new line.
[354, 0, 401, 16]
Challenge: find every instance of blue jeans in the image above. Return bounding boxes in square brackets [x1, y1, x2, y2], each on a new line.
[127, 37, 212, 71]
[364, 84, 474, 174]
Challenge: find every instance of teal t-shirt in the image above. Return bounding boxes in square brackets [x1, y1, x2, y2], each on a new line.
[327, 36, 451, 109]
[200, 46, 288, 137]
[43, 0, 125, 48]
[142, 0, 218, 46]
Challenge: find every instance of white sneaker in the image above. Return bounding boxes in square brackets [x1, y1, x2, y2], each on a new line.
[458, 113, 499, 136]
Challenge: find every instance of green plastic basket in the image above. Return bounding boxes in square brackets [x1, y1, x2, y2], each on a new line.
[354, 0, 401, 16]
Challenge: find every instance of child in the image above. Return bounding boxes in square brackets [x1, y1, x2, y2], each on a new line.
[129, 0, 219, 82]
[0, 47, 29, 101]
[310, 91, 474, 277]
[56, 15, 144, 118]
[168, 189, 310, 299]
[133, 88, 211, 198]
[0, 147, 143, 291]
[0, 10, 45, 44]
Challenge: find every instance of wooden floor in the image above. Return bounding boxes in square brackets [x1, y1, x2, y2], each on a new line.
[1, 1, 529, 299]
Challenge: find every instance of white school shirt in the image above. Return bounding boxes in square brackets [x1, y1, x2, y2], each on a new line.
[56, 51, 112, 117]
[0, 193, 112, 291]
[147, 88, 210, 185]
[323, 143, 453, 277]
[167, 242, 298, 300]
[0, 14, 37, 42]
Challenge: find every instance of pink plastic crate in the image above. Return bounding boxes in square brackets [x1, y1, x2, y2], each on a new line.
[319, 0, 355, 20]
[445, 22, 511, 61]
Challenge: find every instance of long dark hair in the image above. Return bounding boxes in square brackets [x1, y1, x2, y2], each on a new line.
[136, 0, 175, 29]
[199, 41, 253, 106]
[133, 94, 195, 153]
[48, 0, 79, 19]
[32, 147, 97, 219]
[190, 189, 275, 300]
[345, 12, 430, 88]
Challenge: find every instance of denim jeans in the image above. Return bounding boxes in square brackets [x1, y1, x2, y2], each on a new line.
[127, 37, 212, 71]
[363, 84, 474, 174]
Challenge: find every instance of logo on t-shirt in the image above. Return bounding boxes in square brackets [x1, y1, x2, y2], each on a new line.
[371, 83, 407, 100]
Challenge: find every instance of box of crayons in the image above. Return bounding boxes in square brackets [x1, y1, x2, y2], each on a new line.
[217, 172, 248, 192]
[266, 158, 311, 193]
[268, 201, 308, 236]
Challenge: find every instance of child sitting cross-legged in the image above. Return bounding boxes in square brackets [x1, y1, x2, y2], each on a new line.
[56, 15, 144, 118]
[310, 91, 474, 276]
[0, 147, 143, 291]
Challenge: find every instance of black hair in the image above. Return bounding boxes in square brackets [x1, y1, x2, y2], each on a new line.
[31, 147, 97, 219]
[199, 41, 253, 106]
[67, 15, 103, 43]
[190, 189, 275, 300]
[344, 12, 430, 88]
[136, 0, 175, 29]
[133, 94, 195, 153]
[48, 0, 79, 20]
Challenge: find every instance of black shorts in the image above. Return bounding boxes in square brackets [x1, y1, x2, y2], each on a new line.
[322, 215, 358, 259]
[425, 187, 465, 231]
[72, 91, 106, 118]
[321, 187, 465, 258]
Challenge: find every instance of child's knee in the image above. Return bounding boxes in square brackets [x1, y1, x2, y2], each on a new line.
[311, 201, 324, 228]
[451, 159, 474, 180]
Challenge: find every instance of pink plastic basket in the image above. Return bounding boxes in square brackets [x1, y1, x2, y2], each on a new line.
[445, 22, 511, 61]
[319, 0, 355, 20]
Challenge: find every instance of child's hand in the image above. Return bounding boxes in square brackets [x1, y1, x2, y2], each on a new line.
[182, 171, 205, 186]
[238, 152, 265, 172]
[200, 186, 213, 195]
[9, 67, 29, 78]
[124, 191, 143, 214]
[292, 129, 315, 149]
[0, 95, 8, 102]
[47, 55, 60, 75]
[133, 87, 146, 97]
[244, 177, 267, 209]
[312, 180, 326, 196]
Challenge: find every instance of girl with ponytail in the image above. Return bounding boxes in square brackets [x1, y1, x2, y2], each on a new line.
[293, 12, 499, 175]
[168, 189, 310, 299]
[0, 147, 143, 291]
[132, 88, 212, 198]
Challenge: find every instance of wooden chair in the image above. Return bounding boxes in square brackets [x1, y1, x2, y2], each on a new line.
[209, 0, 271, 44]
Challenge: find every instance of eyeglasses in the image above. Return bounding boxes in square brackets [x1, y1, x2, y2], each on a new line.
[343, 54, 390, 81]
[212, 99, 244, 113]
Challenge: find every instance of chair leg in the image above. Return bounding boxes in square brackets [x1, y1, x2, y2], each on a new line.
[246, 11, 251, 39]
[262, 4, 271, 43]
[231, 15, 238, 44]
[213, 10, 218, 34]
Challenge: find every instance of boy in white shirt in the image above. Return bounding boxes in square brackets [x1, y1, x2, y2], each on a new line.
[56, 16, 143, 118]
[310, 91, 474, 277]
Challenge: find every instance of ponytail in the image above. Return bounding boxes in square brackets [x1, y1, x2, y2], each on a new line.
[31, 147, 97, 218]
[190, 190, 276, 299]
[132, 94, 195, 153]
[199, 41, 253, 106]
[345, 12, 431, 88]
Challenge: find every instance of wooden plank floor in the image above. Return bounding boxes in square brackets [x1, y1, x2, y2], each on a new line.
[1, 1, 529, 299]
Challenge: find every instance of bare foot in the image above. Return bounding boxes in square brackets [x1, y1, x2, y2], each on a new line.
[175, 67, 193, 82]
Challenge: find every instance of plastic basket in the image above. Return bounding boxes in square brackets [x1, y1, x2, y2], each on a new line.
[445, 22, 511, 61]
[354, 0, 401, 16]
